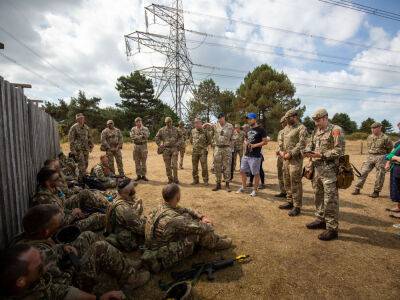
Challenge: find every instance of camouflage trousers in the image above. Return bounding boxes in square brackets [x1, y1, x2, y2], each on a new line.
[283, 158, 303, 207]
[355, 154, 387, 192]
[162, 147, 179, 182]
[133, 144, 148, 177]
[179, 146, 186, 168]
[214, 146, 232, 183]
[106, 149, 124, 175]
[192, 149, 208, 183]
[232, 148, 243, 171]
[76, 149, 89, 177]
[312, 162, 339, 230]
[277, 156, 286, 194]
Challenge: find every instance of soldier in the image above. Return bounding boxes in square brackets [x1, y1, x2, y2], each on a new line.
[90, 155, 118, 188]
[58, 152, 80, 183]
[130, 117, 150, 181]
[236, 113, 268, 197]
[231, 124, 245, 179]
[155, 117, 183, 184]
[142, 184, 232, 272]
[278, 109, 307, 216]
[32, 167, 109, 232]
[190, 118, 211, 185]
[104, 179, 146, 252]
[352, 122, 393, 198]
[100, 120, 124, 176]
[204, 113, 234, 192]
[2, 205, 149, 299]
[68, 113, 94, 177]
[275, 116, 287, 198]
[177, 120, 188, 169]
[304, 108, 345, 241]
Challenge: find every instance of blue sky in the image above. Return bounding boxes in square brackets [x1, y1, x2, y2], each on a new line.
[0, 0, 399, 128]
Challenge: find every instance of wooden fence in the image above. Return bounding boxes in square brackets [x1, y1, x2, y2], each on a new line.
[0, 76, 60, 248]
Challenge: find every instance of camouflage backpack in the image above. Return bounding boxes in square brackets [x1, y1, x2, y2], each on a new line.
[337, 155, 358, 189]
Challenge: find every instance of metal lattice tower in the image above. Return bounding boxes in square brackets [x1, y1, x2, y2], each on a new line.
[125, 1, 195, 118]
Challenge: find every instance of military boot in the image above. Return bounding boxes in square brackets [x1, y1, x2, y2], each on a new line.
[204, 181, 209, 186]
[351, 188, 360, 195]
[278, 202, 293, 210]
[274, 192, 287, 198]
[191, 179, 199, 185]
[306, 219, 326, 230]
[212, 183, 221, 191]
[135, 176, 141, 181]
[318, 229, 338, 241]
[225, 182, 231, 192]
[288, 207, 301, 217]
[369, 191, 379, 198]
[214, 237, 232, 250]
[142, 176, 149, 181]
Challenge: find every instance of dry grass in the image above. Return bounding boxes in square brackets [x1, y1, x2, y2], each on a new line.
[62, 141, 400, 299]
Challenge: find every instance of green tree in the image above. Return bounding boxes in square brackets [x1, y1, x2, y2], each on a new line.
[216, 90, 237, 122]
[187, 79, 220, 122]
[359, 117, 376, 133]
[236, 64, 304, 135]
[381, 119, 393, 133]
[331, 113, 357, 134]
[302, 116, 315, 133]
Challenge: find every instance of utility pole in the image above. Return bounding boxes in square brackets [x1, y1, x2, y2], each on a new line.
[125, 1, 195, 118]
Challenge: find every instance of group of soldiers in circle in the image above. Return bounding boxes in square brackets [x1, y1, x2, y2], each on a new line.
[0, 108, 395, 299]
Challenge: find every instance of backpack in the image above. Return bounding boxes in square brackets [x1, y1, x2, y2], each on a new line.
[337, 155, 357, 189]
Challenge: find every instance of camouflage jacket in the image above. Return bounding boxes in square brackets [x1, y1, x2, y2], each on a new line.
[232, 130, 245, 151]
[145, 203, 211, 249]
[279, 123, 308, 159]
[59, 157, 79, 181]
[32, 187, 71, 215]
[155, 126, 183, 148]
[68, 123, 93, 152]
[367, 133, 393, 155]
[276, 127, 286, 152]
[90, 163, 114, 182]
[211, 122, 234, 147]
[100, 127, 123, 151]
[190, 128, 211, 153]
[306, 123, 345, 164]
[130, 125, 150, 145]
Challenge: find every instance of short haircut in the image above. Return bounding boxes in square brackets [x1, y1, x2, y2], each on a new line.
[43, 158, 57, 167]
[23, 204, 61, 236]
[162, 184, 180, 202]
[100, 154, 108, 160]
[36, 167, 58, 186]
[0, 244, 32, 296]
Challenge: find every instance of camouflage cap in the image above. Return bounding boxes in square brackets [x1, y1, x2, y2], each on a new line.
[75, 113, 84, 119]
[284, 108, 298, 119]
[106, 119, 114, 125]
[312, 108, 328, 120]
[280, 116, 286, 123]
[371, 122, 382, 128]
[135, 117, 142, 122]
[165, 116, 172, 123]
[179, 121, 184, 125]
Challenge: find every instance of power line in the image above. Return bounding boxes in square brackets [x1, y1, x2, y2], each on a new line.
[318, 0, 400, 22]
[297, 93, 400, 105]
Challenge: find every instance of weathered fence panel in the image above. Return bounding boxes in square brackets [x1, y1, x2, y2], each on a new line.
[0, 76, 60, 248]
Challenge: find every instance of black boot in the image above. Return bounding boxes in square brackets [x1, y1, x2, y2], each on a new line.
[318, 229, 338, 241]
[274, 192, 287, 198]
[141, 176, 149, 181]
[278, 202, 293, 210]
[306, 219, 326, 230]
[135, 176, 141, 181]
[369, 191, 379, 198]
[288, 207, 301, 217]
[225, 182, 231, 192]
[212, 183, 221, 191]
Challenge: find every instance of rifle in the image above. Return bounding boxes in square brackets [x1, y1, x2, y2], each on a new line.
[159, 255, 250, 291]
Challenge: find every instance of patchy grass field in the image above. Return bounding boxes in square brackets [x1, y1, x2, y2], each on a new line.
[62, 141, 400, 299]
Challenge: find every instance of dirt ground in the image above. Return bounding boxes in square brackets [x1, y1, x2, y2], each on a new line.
[62, 140, 400, 299]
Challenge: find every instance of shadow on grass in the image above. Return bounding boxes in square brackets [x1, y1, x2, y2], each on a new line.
[339, 226, 400, 250]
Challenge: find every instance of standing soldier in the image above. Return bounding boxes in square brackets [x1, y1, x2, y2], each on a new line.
[177, 121, 188, 169]
[352, 122, 393, 198]
[130, 117, 150, 181]
[278, 109, 307, 216]
[68, 113, 93, 177]
[204, 113, 234, 192]
[275, 116, 287, 198]
[155, 117, 183, 184]
[190, 118, 211, 185]
[100, 120, 124, 176]
[231, 124, 245, 179]
[304, 108, 345, 241]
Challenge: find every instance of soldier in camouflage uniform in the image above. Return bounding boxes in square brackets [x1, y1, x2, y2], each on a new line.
[130, 117, 150, 181]
[58, 152, 80, 183]
[68, 113, 94, 177]
[278, 109, 307, 216]
[104, 179, 146, 252]
[32, 167, 109, 232]
[142, 184, 232, 272]
[304, 108, 345, 241]
[275, 117, 287, 198]
[204, 113, 234, 192]
[155, 117, 183, 184]
[231, 124, 245, 177]
[178, 121, 188, 169]
[90, 155, 118, 188]
[101, 120, 124, 176]
[352, 122, 393, 198]
[3, 204, 149, 299]
[190, 118, 211, 185]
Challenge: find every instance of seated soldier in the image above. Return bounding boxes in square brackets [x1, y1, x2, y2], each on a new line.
[142, 184, 232, 272]
[105, 179, 146, 252]
[32, 167, 110, 232]
[91, 155, 118, 189]
[58, 151, 80, 182]
[45, 158, 82, 196]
